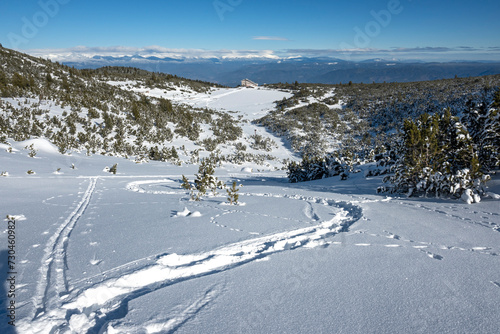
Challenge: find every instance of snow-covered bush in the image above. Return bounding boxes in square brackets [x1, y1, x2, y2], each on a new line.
[395, 167, 490, 200]
[250, 134, 277, 152]
[149, 146, 179, 162]
[461, 89, 500, 171]
[365, 149, 399, 177]
[287, 155, 345, 183]
[25, 143, 37, 158]
[383, 110, 489, 201]
[182, 159, 225, 201]
[201, 138, 219, 152]
[234, 142, 247, 152]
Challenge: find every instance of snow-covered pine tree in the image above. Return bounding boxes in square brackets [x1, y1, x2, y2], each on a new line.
[287, 155, 344, 183]
[385, 110, 488, 200]
[462, 89, 500, 171]
[192, 159, 225, 199]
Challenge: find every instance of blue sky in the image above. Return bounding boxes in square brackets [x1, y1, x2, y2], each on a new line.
[1, 0, 499, 61]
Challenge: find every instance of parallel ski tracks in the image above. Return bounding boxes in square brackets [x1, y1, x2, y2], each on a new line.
[31, 177, 98, 319]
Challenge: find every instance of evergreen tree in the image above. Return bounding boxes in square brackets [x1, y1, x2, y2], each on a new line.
[182, 159, 225, 201]
[387, 110, 487, 200]
[226, 181, 241, 205]
[462, 91, 500, 171]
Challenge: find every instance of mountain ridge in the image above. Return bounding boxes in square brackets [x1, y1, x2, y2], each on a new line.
[55, 54, 500, 86]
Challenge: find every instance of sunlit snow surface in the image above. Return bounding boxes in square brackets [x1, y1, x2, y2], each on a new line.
[1, 88, 499, 333]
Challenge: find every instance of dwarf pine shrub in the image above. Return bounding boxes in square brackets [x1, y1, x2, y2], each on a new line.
[287, 155, 344, 183]
[226, 181, 241, 205]
[109, 163, 118, 175]
[182, 159, 225, 201]
[384, 109, 489, 199]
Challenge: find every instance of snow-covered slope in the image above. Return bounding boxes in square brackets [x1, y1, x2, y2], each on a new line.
[104, 83, 297, 165]
[1, 92, 500, 333]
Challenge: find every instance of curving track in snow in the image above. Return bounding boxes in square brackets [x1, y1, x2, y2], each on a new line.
[19, 178, 362, 333]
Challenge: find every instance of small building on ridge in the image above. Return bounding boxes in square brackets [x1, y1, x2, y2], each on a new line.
[241, 78, 258, 88]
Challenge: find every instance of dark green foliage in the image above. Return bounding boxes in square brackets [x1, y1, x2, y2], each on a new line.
[234, 142, 247, 152]
[131, 102, 141, 120]
[149, 146, 179, 162]
[12, 73, 31, 89]
[201, 138, 219, 152]
[181, 175, 191, 191]
[183, 159, 225, 201]
[109, 163, 118, 174]
[385, 110, 487, 198]
[461, 90, 500, 171]
[250, 134, 277, 152]
[287, 155, 344, 183]
[0, 70, 8, 95]
[226, 181, 241, 205]
[210, 113, 243, 143]
[158, 98, 173, 115]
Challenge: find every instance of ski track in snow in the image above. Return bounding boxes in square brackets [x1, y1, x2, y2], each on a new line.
[126, 178, 180, 195]
[107, 284, 224, 334]
[19, 178, 362, 333]
[31, 177, 98, 320]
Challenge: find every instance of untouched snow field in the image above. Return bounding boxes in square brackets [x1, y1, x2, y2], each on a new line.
[1, 88, 500, 333]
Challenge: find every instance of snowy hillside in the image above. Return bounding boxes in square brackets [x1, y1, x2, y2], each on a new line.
[1, 46, 300, 169]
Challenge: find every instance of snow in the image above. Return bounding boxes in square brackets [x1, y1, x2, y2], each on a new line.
[1, 88, 500, 334]
[15, 138, 60, 155]
[108, 83, 293, 121]
[174, 207, 202, 218]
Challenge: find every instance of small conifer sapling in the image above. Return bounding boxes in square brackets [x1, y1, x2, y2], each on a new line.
[226, 181, 241, 205]
[109, 163, 118, 175]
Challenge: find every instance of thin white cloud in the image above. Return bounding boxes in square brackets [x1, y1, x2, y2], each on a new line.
[24, 46, 281, 62]
[21, 45, 500, 63]
[252, 36, 290, 41]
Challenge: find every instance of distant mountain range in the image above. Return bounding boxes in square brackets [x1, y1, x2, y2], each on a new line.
[58, 54, 500, 87]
